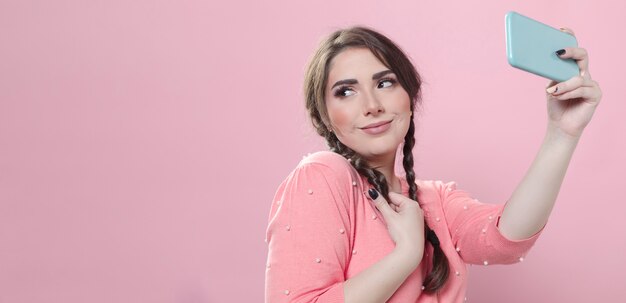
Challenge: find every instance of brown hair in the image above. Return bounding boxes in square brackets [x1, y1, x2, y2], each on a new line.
[303, 26, 449, 292]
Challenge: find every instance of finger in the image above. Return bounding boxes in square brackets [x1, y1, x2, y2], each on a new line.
[556, 47, 590, 78]
[553, 85, 601, 101]
[387, 192, 405, 207]
[390, 204, 399, 212]
[388, 192, 422, 211]
[559, 27, 576, 36]
[552, 87, 589, 101]
[546, 75, 588, 95]
[367, 188, 395, 217]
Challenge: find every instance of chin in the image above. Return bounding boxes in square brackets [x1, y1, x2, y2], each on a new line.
[339, 133, 404, 160]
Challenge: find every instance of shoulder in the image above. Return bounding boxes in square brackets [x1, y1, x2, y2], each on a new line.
[274, 151, 358, 213]
[279, 151, 360, 195]
[414, 179, 459, 202]
[300, 151, 352, 169]
[296, 151, 358, 183]
[415, 179, 458, 193]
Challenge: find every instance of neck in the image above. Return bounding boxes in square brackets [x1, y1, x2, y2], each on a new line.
[368, 154, 402, 194]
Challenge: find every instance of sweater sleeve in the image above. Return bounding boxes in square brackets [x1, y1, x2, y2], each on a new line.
[265, 156, 355, 303]
[439, 181, 545, 265]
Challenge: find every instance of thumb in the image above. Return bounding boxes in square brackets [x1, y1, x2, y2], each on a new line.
[367, 188, 395, 218]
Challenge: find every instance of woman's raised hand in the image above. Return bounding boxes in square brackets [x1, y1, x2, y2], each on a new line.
[545, 27, 602, 139]
[367, 189, 425, 262]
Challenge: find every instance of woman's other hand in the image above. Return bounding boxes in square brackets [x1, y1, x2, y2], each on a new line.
[367, 189, 425, 265]
[545, 27, 602, 139]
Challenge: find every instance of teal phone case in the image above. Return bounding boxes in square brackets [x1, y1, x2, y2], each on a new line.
[505, 11, 579, 82]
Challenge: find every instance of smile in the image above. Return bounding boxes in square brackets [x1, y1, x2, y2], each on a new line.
[360, 120, 392, 135]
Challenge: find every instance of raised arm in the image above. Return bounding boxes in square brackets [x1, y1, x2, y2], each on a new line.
[498, 31, 602, 240]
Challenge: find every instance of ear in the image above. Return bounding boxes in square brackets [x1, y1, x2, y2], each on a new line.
[321, 117, 334, 133]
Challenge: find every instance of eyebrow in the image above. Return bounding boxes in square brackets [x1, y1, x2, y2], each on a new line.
[330, 70, 395, 89]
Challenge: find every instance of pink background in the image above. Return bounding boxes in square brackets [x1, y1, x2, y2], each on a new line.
[1, 1, 625, 302]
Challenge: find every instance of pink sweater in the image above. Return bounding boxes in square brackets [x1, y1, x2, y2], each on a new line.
[265, 151, 543, 302]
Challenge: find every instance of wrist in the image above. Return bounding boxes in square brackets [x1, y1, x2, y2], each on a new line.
[393, 244, 423, 269]
[546, 123, 582, 146]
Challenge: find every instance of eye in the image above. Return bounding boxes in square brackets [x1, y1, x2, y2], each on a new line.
[334, 86, 356, 97]
[378, 78, 396, 89]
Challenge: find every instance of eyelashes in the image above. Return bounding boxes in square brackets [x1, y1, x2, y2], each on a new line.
[333, 86, 353, 97]
[333, 78, 398, 98]
[377, 78, 397, 89]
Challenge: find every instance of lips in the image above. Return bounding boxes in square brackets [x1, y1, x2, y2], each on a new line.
[361, 120, 392, 129]
[360, 120, 392, 135]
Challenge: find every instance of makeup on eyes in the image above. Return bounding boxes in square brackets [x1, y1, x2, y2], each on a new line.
[332, 77, 398, 98]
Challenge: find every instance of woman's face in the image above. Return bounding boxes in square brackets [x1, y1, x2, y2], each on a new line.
[325, 47, 412, 165]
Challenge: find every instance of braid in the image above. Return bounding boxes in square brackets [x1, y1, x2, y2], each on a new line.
[403, 119, 418, 201]
[326, 120, 450, 293]
[402, 119, 450, 293]
[326, 132, 391, 202]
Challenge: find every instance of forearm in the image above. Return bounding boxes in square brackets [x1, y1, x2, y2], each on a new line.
[499, 124, 581, 240]
[344, 246, 421, 303]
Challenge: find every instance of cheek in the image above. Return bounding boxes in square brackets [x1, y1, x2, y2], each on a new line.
[397, 100, 412, 124]
[397, 91, 412, 113]
[327, 105, 352, 130]
[394, 93, 412, 131]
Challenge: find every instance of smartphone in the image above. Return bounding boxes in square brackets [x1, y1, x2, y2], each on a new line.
[505, 11, 579, 82]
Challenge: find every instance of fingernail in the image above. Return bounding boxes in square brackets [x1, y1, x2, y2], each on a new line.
[368, 188, 379, 200]
[556, 49, 566, 56]
[546, 85, 558, 94]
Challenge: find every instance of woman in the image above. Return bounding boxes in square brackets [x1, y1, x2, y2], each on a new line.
[265, 26, 601, 302]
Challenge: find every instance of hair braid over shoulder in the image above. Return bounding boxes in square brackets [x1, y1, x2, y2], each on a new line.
[402, 119, 450, 292]
[326, 132, 391, 202]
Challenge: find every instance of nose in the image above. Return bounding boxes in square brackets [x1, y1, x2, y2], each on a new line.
[362, 90, 384, 116]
